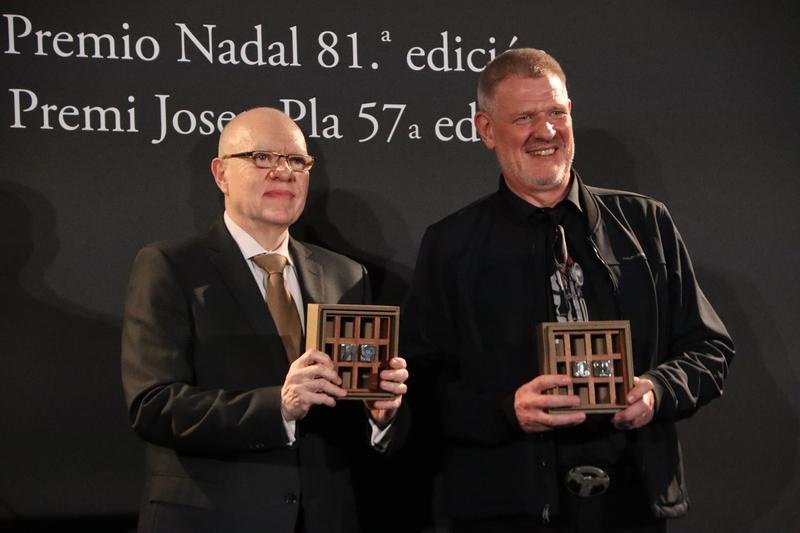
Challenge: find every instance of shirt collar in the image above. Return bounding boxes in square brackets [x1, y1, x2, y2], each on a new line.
[223, 211, 294, 265]
[564, 173, 582, 211]
[498, 170, 583, 223]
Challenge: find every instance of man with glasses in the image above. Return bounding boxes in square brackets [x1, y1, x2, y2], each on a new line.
[122, 107, 409, 533]
[404, 49, 733, 532]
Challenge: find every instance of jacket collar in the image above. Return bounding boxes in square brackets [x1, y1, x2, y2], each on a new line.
[578, 170, 647, 267]
[289, 238, 324, 305]
[205, 220, 279, 347]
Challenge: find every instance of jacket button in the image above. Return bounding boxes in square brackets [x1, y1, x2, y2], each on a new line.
[284, 493, 298, 504]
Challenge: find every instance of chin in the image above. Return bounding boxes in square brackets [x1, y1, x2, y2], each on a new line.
[533, 167, 570, 188]
[253, 211, 292, 227]
[529, 176, 563, 190]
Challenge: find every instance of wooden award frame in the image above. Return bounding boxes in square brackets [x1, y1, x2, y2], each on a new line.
[536, 321, 635, 413]
[305, 304, 399, 400]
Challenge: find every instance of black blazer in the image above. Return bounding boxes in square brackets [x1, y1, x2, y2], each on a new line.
[121, 220, 389, 533]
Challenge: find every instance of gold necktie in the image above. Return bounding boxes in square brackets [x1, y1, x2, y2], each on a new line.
[252, 253, 302, 362]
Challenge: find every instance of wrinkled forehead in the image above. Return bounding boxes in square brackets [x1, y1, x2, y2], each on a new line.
[494, 74, 570, 109]
[513, 73, 568, 98]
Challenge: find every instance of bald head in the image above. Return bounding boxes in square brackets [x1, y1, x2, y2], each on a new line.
[217, 107, 307, 157]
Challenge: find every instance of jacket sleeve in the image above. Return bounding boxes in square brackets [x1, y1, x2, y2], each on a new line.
[121, 245, 288, 455]
[403, 227, 523, 447]
[357, 263, 413, 454]
[642, 204, 735, 422]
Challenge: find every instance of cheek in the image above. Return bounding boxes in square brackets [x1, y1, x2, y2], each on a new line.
[295, 178, 310, 198]
[495, 135, 523, 156]
[294, 190, 309, 211]
[559, 124, 573, 144]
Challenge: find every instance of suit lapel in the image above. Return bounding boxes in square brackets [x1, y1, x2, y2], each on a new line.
[206, 221, 279, 347]
[290, 238, 324, 305]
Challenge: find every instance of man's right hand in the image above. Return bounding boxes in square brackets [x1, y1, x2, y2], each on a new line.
[514, 374, 586, 432]
[281, 350, 347, 421]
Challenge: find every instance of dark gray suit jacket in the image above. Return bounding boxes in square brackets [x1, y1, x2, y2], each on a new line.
[121, 220, 393, 533]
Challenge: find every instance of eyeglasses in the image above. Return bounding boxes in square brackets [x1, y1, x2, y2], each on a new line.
[222, 150, 316, 172]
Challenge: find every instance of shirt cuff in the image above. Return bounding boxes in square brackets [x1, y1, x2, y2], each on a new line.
[282, 416, 297, 446]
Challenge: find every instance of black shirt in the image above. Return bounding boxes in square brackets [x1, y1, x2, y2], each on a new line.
[498, 174, 632, 473]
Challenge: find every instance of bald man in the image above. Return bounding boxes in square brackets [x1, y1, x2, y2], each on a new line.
[122, 108, 409, 533]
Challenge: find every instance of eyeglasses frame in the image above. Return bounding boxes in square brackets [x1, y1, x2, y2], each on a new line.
[221, 150, 316, 172]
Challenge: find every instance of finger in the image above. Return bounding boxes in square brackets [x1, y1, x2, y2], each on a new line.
[379, 368, 409, 383]
[306, 390, 338, 408]
[292, 349, 316, 366]
[389, 357, 407, 369]
[626, 377, 654, 404]
[379, 380, 408, 396]
[518, 390, 581, 409]
[371, 397, 402, 411]
[614, 401, 646, 424]
[538, 411, 586, 428]
[313, 364, 343, 385]
[529, 374, 574, 393]
[306, 378, 347, 398]
[298, 349, 335, 368]
[292, 363, 342, 385]
[286, 366, 340, 387]
[292, 349, 333, 369]
[612, 400, 651, 429]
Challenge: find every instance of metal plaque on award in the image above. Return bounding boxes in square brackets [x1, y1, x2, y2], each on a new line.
[305, 304, 399, 400]
[536, 321, 635, 413]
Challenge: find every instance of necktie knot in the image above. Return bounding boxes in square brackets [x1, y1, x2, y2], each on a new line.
[252, 253, 287, 275]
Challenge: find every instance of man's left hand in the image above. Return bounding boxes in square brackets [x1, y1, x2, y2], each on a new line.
[612, 376, 655, 430]
[366, 356, 408, 428]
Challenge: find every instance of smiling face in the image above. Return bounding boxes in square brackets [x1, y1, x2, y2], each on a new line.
[211, 108, 309, 247]
[475, 74, 574, 207]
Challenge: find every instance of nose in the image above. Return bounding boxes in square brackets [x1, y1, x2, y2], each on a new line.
[268, 156, 293, 180]
[532, 115, 556, 140]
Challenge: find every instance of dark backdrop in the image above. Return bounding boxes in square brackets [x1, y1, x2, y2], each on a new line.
[1, 1, 798, 531]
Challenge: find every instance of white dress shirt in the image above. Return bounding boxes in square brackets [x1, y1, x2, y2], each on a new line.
[224, 212, 305, 327]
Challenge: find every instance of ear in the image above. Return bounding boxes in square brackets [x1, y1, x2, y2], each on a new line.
[211, 158, 228, 194]
[474, 111, 495, 150]
[568, 99, 573, 112]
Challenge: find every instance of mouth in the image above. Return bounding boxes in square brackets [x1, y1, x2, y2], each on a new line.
[264, 190, 294, 199]
[527, 147, 557, 157]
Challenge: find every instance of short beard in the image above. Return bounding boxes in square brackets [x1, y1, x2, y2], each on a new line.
[530, 163, 570, 189]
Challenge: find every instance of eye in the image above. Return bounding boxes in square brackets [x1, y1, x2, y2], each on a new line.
[286, 155, 305, 169]
[252, 152, 272, 163]
[515, 114, 533, 124]
[288, 154, 314, 171]
[550, 109, 568, 118]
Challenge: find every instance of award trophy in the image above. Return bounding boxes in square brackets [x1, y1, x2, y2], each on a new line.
[536, 320, 635, 413]
[305, 304, 399, 400]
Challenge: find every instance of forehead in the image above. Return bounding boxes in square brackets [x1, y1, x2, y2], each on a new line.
[249, 126, 306, 152]
[493, 74, 569, 113]
[222, 113, 307, 153]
